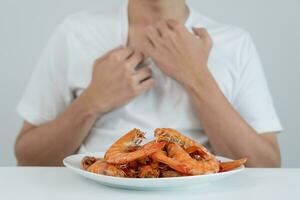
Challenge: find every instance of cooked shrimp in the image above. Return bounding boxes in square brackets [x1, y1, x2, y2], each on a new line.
[136, 156, 151, 165]
[155, 128, 213, 160]
[186, 145, 247, 172]
[86, 159, 107, 174]
[117, 161, 139, 178]
[87, 160, 126, 177]
[185, 146, 211, 160]
[123, 168, 138, 178]
[81, 156, 98, 170]
[82, 128, 247, 178]
[138, 165, 160, 178]
[105, 129, 166, 164]
[219, 158, 247, 172]
[150, 150, 190, 174]
[167, 143, 219, 175]
[104, 165, 127, 177]
[161, 170, 184, 177]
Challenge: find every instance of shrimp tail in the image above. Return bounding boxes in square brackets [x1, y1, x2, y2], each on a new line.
[219, 158, 247, 172]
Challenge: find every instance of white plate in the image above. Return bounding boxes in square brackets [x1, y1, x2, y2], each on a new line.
[63, 152, 245, 190]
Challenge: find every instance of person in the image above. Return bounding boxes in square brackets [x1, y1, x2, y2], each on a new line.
[15, 0, 282, 167]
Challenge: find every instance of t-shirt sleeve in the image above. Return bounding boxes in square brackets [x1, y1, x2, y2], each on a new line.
[233, 32, 282, 134]
[16, 19, 73, 126]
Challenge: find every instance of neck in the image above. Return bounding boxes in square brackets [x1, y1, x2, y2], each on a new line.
[128, 0, 189, 26]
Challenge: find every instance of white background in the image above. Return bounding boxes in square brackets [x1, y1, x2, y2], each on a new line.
[0, 0, 299, 167]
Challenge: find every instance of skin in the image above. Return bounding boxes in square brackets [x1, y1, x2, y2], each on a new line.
[15, 0, 281, 167]
[15, 47, 154, 166]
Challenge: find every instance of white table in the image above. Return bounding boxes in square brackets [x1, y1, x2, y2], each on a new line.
[0, 167, 299, 200]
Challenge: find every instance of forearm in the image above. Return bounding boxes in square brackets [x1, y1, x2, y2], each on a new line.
[15, 89, 101, 166]
[140, 18, 280, 167]
[15, 46, 152, 166]
[184, 69, 280, 167]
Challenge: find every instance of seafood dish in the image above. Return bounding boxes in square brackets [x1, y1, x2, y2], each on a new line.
[81, 128, 247, 178]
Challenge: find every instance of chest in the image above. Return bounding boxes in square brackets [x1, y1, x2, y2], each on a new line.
[66, 30, 236, 129]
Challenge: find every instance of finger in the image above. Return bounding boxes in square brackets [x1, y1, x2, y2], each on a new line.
[145, 25, 162, 47]
[135, 78, 155, 94]
[192, 27, 207, 38]
[166, 19, 185, 32]
[111, 46, 135, 60]
[100, 45, 123, 58]
[126, 50, 144, 72]
[192, 27, 212, 47]
[133, 67, 152, 84]
[142, 40, 155, 57]
[156, 20, 172, 37]
[109, 45, 124, 53]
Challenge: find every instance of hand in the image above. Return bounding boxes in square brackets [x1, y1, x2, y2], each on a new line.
[85, 46, 154, 114]
[143, 19, 212, 88]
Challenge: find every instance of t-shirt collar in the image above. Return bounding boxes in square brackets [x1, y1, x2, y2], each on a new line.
[119, 0, 196, 46]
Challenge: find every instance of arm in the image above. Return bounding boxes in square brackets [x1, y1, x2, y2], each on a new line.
[15, 89, 100, 166]
[15, 46, 154, 166]
[143, 20, 281, 167]
[184, 69, 281, 167]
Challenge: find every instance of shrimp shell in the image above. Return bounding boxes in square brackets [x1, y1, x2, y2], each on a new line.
[167, 143, 220, 175]
[105, 129, 166, 164]
[155, 128, 214, 160]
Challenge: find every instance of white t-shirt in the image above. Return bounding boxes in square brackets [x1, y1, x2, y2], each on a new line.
[17, 1, 282, 153]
